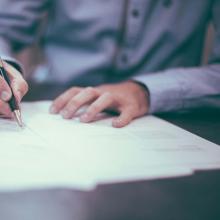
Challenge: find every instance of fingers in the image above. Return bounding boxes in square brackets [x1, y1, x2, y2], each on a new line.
[60, 87, 100, 119]
[112, 108, 134, 128]
[50, 82, 144, 128]
[1, 61, 28, 102]
[0, 76, 12, 102]
[0, 100, 12, 118]
[50, 87, 81, 114]
[80, 92, 114, 122]
[0, 61, 27, 119]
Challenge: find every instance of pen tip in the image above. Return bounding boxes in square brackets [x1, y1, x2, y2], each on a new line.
[13, 110, 24, 128]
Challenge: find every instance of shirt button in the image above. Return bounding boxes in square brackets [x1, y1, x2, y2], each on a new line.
[131, 9, 140, 18]
[163, 0, 172, 8]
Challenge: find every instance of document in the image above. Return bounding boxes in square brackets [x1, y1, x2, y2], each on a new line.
[0, 101, 219, 191]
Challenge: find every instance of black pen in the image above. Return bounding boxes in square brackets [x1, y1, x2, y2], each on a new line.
[0, 57, 23, 127]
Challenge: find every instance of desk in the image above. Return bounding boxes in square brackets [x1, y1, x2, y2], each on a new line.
[0, 85, 220, 220]
[157, 108, 220, 145]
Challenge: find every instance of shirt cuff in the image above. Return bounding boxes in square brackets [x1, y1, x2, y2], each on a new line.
[133, 71, 185, 114]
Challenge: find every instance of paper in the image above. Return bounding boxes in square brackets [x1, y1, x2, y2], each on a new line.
[0, 101, 219, 191]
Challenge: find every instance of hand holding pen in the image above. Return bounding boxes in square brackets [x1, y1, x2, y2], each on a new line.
[0, 57, 28, 126]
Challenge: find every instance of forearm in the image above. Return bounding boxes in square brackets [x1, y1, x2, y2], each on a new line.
[133, 64, 220, 113]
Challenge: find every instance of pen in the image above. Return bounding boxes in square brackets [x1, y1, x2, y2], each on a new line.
[0, 57, 23, 127]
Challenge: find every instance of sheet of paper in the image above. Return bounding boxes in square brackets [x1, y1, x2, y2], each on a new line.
[0, 101, 219, 191]
[0, 116, 97, 191]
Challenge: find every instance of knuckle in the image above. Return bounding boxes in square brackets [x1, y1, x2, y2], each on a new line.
[90, 104, 99, 113]
[85, 86, 93, 91]
[70, 98, 80, 107]
[69, 87, 81, 94]
[68, 88, 75, 95]
[103, 91, 110, 96]
[56, 96, 65, 103]
[66, 88, 76, 96]
[22, 80, 29, 94]
[85, 87, 97, 96]
[103, 92, 112, 100]
[63, 103, 72, 112]
[54, 95, 67, 107]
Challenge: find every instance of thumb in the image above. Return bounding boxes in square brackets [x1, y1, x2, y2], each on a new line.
[112, 108, 134, 128]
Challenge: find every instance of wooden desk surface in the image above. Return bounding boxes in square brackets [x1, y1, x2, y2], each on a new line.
[157, 108, 220, 145]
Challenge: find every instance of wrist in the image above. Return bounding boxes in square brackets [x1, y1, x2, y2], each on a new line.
[128, 80, 150, 108]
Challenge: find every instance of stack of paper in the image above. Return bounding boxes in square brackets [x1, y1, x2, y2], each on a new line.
[0, 101, 219, 191]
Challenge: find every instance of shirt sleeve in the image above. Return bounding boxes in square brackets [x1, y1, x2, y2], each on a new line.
[133, 0, 220, 114]
[0, 0, 50, 73]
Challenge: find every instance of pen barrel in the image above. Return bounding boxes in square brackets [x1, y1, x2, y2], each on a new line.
[8, 96, 19, 111]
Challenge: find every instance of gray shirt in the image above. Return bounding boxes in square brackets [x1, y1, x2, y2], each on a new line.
[0, 0, 220, 113]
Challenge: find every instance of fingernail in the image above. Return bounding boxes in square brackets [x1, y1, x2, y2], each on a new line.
[61, 110, 69, 119]
[50, 106, 57, 114]
[80, 114, 90, 122]
[1, 91, 11, 101]
[112, 119, 121, 128]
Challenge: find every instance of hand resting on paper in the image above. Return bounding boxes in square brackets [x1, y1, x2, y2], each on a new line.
[50, 81, 149, 128]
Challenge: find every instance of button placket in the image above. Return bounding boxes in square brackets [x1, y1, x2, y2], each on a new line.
[126, 0, 143, 46]
[114, 0, 144, 72]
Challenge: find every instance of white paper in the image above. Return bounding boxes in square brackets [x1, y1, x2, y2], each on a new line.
[0, 101, 219, 191]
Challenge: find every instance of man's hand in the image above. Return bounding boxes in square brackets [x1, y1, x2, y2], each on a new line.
[0, 61, 28, 118]
[50, 81, 149, 128]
